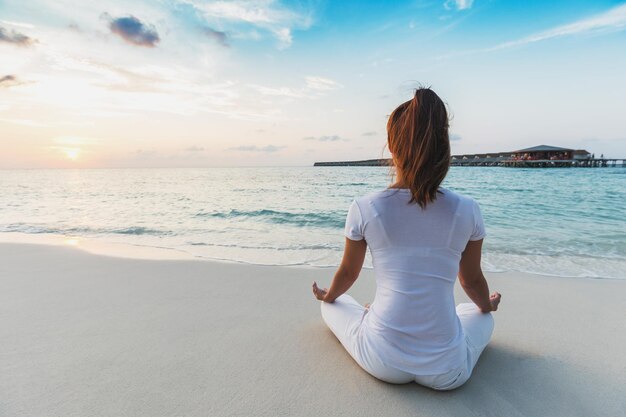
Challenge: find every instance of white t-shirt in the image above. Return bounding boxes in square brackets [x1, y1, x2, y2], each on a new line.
[345, 187, 486, 375]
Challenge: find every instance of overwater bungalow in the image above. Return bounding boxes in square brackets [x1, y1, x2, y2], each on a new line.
[507, 145, 589, 161]
[450, 145, 623, 168]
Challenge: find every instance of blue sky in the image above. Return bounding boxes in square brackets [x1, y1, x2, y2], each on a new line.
[1, 0, 625, 167]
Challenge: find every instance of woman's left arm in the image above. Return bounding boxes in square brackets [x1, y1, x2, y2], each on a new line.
[312, 237, 367, 303]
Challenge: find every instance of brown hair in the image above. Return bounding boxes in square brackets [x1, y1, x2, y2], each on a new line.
[387, 88, 450, 208]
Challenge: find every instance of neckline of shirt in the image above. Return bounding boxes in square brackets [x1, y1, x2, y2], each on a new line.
[385, 187, 448, 193]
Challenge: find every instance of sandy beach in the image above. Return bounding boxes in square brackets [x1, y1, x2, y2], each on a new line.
[1, 242, 624, 417]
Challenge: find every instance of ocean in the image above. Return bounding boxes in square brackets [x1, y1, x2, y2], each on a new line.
[1, 166, 624, 279]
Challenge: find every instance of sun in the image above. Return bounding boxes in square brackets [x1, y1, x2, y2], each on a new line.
[64, 148, 80, 160]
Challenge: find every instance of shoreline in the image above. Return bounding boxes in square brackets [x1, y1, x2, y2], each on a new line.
[0, 231, 621, 280]
[0, 232, 333, 270]
[1, 242, 624, 416]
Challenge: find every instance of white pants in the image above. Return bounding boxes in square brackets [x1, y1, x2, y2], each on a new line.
[320, 295, 494, 390]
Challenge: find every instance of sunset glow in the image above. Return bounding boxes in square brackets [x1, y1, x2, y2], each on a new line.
[64, 148, 80, 161]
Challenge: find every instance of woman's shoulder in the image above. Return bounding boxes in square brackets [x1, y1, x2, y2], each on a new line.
[438, 188, 483, 216]
[439, 187, 477, 204]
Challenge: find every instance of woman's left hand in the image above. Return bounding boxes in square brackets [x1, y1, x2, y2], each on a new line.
[312, 281, 328, 301]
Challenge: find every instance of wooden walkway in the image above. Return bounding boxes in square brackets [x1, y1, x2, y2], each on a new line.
[313, 158, 625, 168]
[451, 159, 626, 168]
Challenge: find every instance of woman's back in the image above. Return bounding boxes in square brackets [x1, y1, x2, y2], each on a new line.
[346, 187, 486, 374]
[313, 87, 500, 389]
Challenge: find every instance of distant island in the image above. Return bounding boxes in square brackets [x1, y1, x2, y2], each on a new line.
[314, 145, 624, 168]
[314, 158, 391, 167]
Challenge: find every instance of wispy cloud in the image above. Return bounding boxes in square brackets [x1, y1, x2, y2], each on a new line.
[361, 131, 377, 137]
[0, 118, 49, 127]
[178, 0, 313, 48]
[228, 144, 286, 152]
[444, 0, 474, 11]
[0, 25, 36, 46]
[92, 62, 165, 92]
[248, 84, 305, 98]
[249, 75, 341, 99]
[488, 3, 626, 51]
[185, 145, 205, 152]
[443, 3, 626, 59]
[305, 76, 342, 91]
[0, 20, 35, 29]
[273, 27, 292, 49]
[0, 117, 90, 128]
[13, 53, 267, 120]
[102, 14, 160, 47]
[303, 135, 344, 142]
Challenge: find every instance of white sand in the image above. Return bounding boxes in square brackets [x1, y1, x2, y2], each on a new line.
[1, 243, 624, 417]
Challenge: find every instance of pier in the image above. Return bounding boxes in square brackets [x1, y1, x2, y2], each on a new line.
[453, 158, 625, 168]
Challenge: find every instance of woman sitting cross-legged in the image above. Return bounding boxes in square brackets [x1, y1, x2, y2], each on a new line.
[312, 88, 501, 390]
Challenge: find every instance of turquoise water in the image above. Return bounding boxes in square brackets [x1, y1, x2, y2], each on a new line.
[0, 167, 624, 279]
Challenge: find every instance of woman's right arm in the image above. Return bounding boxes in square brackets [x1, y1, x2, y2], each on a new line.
[313, 237, 367, 303]
[459, 239, 501, 313]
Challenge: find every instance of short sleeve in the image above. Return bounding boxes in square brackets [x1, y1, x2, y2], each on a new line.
[469, 199, 487, 241]
[344, 200, 364, 241]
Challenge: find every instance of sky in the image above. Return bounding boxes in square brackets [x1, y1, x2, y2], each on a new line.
[1, 0, 625, 168]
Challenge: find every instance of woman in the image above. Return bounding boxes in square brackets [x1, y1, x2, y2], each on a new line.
[312, 88, 501, 390]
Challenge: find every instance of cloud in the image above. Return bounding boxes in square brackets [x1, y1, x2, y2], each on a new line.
[489, 4, 626, 50]
[444, 0, 474, 11]
[103, 14, 160, 47]
[443, 3, 626, 59]
[303, 135, 344, 142]
[248, 84, 304, 98]
[0, 75, 23, 88]
[179, 0, 313, 48]
[185, 145, 205, 151]
[450, 133, 462, 141]
[203, 27, 228, 46]
[305, 76, 341, 91]
[0, 26, 36, 46]
[228, 144, 286, 152]
[361, 131, 377, 137]
[56, 57, 167, 93]
[188, 0, 303, 25]
[273, 27, 292, 49]
[249, 75, 341, 99]
[0, 117, 90, 128]
[0, 118, 49, 127]
[0, 20, 34, 29]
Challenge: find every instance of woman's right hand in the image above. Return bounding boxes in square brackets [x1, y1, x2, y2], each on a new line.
[312, 281, 328, 301]
[488, 292, 501, 312]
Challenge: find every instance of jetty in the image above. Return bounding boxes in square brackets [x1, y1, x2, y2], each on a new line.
[314, 145, 625, 168]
